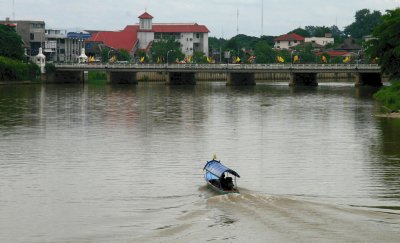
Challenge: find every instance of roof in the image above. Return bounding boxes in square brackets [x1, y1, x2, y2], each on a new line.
[86, 25, 139, 51]
[316, 51, 351, 57]
[275, 33, 305, 42]
[204, 160, 240, 178]
[336, 38, 362, 51]
[152, 23, 209, 33]
[138, 12, 153, 19]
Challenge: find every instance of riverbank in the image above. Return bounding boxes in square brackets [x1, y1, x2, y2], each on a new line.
[375, 112, 400, 118]
[0, 80, 42, 85]
[373, 80, 400, 117]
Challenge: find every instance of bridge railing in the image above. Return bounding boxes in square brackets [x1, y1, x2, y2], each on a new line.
[54, 63, 380, 71]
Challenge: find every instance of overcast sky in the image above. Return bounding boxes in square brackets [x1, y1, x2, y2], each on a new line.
[1, 0, 399, 38]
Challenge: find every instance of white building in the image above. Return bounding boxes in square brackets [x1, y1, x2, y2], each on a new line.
[304, 37, 334, 46]
[87, 12, 209, 57]
[45, 29, 91, 62]
[274, 33, 305, 50]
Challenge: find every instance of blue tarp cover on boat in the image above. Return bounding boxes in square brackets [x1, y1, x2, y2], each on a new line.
[203, 160, 240, 178]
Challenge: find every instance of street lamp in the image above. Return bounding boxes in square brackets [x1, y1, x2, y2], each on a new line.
[356, 50, 361, 67]
[290, 50, 295, 67]
[167, 49, 174, 65]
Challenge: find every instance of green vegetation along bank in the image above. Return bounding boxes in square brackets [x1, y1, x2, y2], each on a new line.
[374, 81, 400, 113]
[368, 8, 400, 114]
[0, 56, 39, 82]
[0, 24, 39, 82]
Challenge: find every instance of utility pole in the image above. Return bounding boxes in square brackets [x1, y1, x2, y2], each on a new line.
[12, 0, 15, 20]
[236, 9, 239, 36]
[261, 0, 264, 37]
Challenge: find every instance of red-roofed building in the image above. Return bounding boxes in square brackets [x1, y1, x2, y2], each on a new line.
[86, 12, 209, 57]
[274, 33, 305, 50]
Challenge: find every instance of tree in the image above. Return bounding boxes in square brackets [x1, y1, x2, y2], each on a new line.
[259, 35, 276, 47]
[344, 9, 382, 39]
[193, 51, 207, 63]
[293, 43, 316, 63]
[0, 25, 24, 60]
[224, 37, 240, 54]
[366, 8, 400, 79]
[117, 49, 131, 62]
[289, 28, 310, 38]
[150, 38, 184, 63]
[100, 47, 112, 63]
[313, 26, 331, 37]
[254, 40, 276, 63]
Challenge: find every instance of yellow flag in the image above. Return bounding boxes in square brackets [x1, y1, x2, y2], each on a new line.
[322, 55, 327, 63]
[277, 56, 284, 63]
[140, 56, 145, 63]
[293, 55, 299, 63]
[343, 56, 351, 63]
[109, 56, 116, 63]
[236, 56, 241, 63]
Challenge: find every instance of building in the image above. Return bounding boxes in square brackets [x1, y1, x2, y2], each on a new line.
[44, 30, 91, 62]
[86, 12, 209, 58]
[304, 36, 334, 46]
[274, 33, 305, 50]
[0, 18, 45, 56]
[335, 38, 362, 52]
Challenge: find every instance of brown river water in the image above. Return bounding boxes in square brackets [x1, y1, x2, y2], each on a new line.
[0, 82, 399, 242]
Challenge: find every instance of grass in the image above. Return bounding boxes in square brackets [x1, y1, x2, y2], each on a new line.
[374, 80, 400, 112]
[87, 71, 107, 85]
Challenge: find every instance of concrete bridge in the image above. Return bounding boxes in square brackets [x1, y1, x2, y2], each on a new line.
[52, 63, 382, 86]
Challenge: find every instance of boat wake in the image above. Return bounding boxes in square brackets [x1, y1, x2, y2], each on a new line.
[143, 189, 400, 242]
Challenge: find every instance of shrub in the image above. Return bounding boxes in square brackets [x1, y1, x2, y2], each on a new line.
[374, 81, 400, 112]
[0, 56, 39, 81]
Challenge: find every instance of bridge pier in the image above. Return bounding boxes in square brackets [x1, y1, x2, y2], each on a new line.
[226, 72, 255, 85]
[49, 71, 85, 83]
[355, 73, 382, 87]
[289, 73, 318, 86]
[107, 71, 137, 84]
[166, 72, 196, 85]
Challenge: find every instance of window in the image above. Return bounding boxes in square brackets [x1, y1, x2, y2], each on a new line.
[30, 33, 34, 40]
[196, 34, 200, 38]
[31, 23, 44, 29]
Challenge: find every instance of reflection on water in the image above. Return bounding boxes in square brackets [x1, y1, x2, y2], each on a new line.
[0, 82, 400, 242]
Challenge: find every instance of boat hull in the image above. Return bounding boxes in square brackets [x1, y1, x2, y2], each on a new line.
[205, 178, 239, 194]
[204, 175, 239, 194]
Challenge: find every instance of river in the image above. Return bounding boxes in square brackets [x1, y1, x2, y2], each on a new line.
[0, 82, 399, 242]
